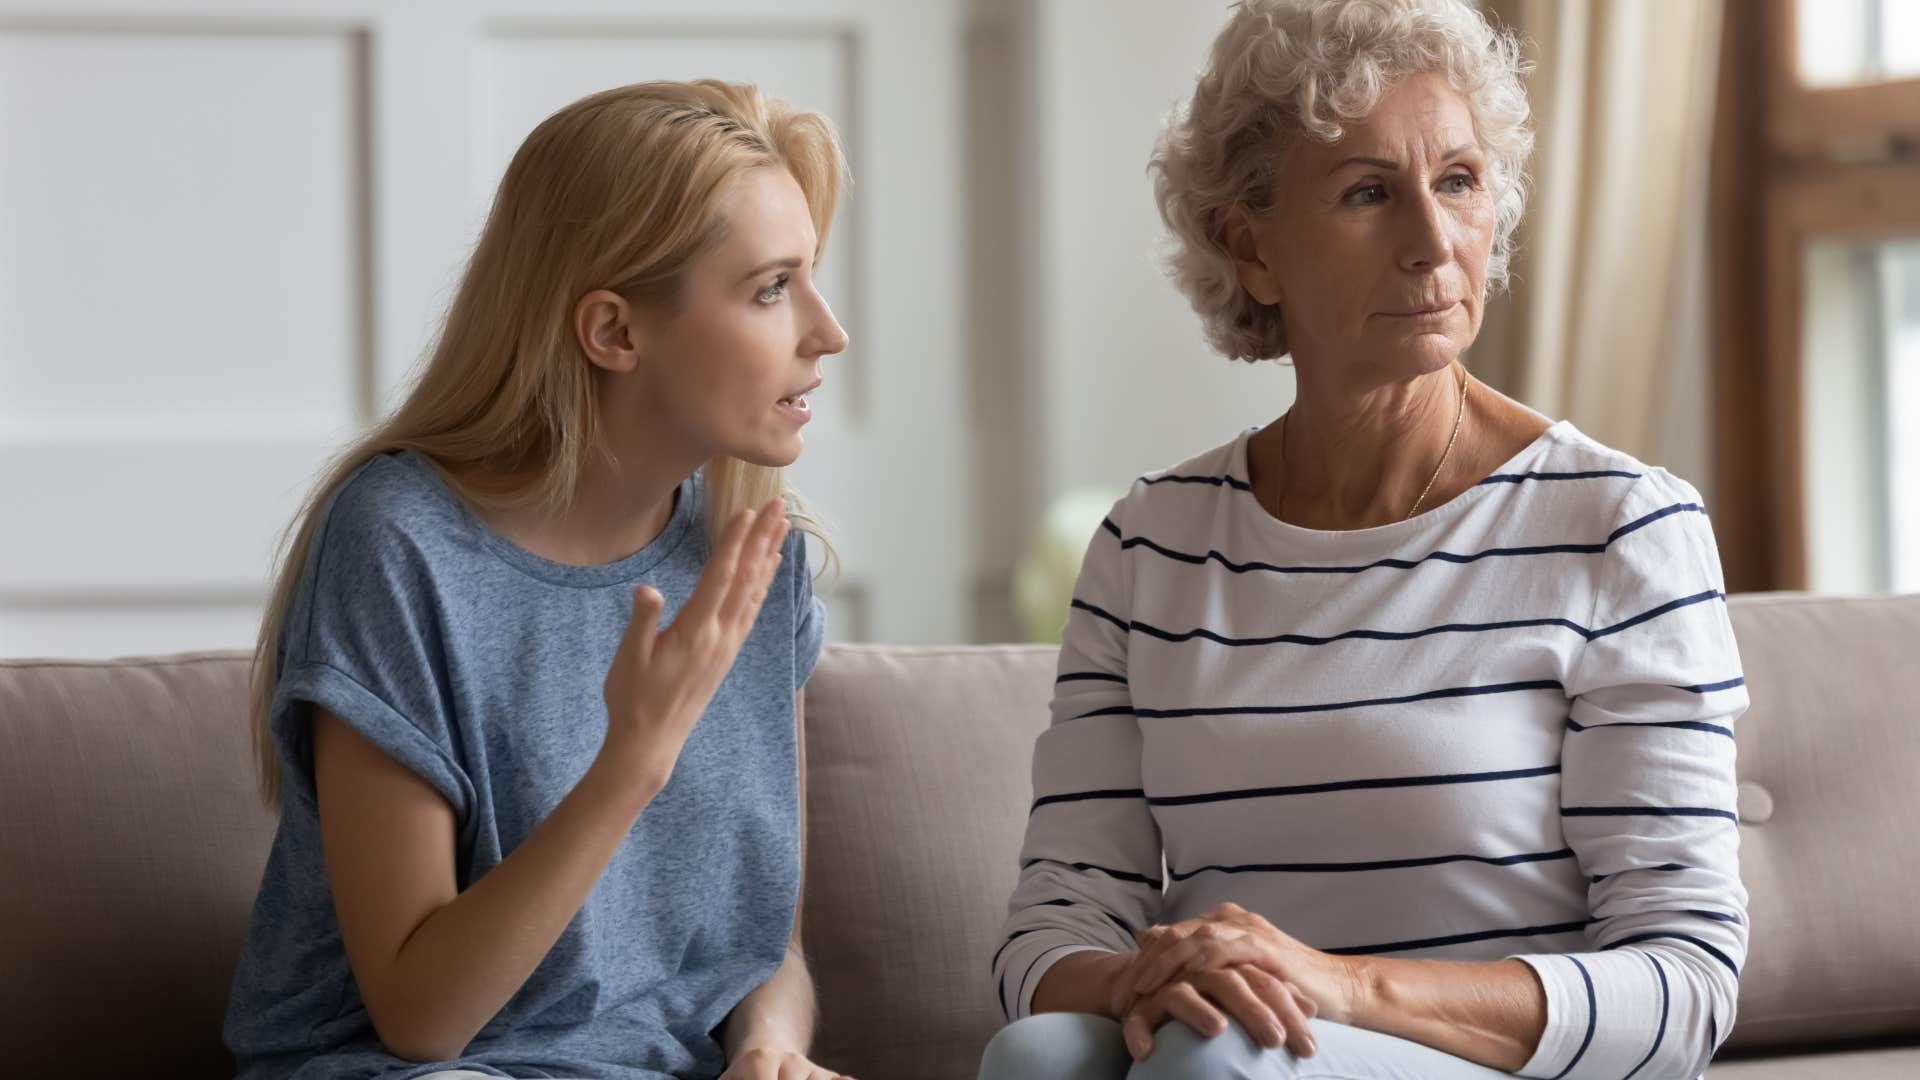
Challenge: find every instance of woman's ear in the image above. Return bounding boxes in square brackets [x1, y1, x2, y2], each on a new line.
[575, 289, 643, 374]
[1217, 204, 1283, 307]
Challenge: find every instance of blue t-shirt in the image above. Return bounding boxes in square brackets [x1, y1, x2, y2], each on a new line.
[224, 451, 826, 1080]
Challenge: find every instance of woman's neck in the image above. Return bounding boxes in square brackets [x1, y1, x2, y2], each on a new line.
[1249, 361, 1476, 531]
[472, 444, 693, 569]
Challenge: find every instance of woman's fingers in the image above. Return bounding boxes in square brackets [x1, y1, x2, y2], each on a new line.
[1242, 965, 1318, 1057]
[1196, 967, 1285, 1050]
[1278, 982, 1319, 1056]
[1159, 980, 1228, 1040]
[680, 507, 757, 625]
[720, 503, 789, 630]
[1122, 976, 1249, 1061]
[624, 586, 664, 659]
[1120, 1003, 1159, 1061]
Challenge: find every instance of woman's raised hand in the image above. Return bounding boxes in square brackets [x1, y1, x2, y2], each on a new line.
[600, 498, 790, 790]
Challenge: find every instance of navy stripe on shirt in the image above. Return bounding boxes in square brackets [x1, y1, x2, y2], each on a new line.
[1126, 679, 1564, 720]
[1085, 590, 1724, 650]
[1324, 919, 1593, 956]
[1603, 931, 1742, 977]
[1592, 863, 1693, 883]
[1140, 473, 1253, 491]
[989, 926, 1041, 973]
[1567, 717, 1736, 739]
[1030, 788, 1146, 812]
[1071, 597, 1128, 632]
[1675, 676, 1746, 693]
[1550, 956, 1600, 1080]
[1138, 469, 1639, 492]
[1563, 805, 1738, 822]
[1684, 908, 1744, 925]
[1056, 670, 1128, 685]
[1104, 502, 1706, 577]
[1148, 764, 1559, 807]
[1481, 470, 1643, 485]
[1021, 857, 1163, 889]
[1169, 847, 1576, 881]
[1621, 952, 1671, 1080]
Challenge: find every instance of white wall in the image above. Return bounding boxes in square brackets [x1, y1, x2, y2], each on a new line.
[7, 0, 1742, 653]
[1031, 0, 1296, 495]
[966, 0, 1297, 637]
[0, 0, 972, 657]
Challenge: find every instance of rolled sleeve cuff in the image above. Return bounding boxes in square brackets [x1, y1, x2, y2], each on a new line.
[1513, 952, 1595, 1079]
[998, 934, 1109, 1021]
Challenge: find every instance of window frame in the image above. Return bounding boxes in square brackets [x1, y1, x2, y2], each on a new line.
[1712, 0, 1920, 591]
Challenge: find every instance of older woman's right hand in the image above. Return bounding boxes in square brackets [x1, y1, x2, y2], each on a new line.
[1115, 959, 1319, 1061]
[1125, 903, 1365, 1018]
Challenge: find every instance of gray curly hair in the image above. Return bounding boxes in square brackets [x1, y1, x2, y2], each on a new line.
[1150, 0, 1534, 362]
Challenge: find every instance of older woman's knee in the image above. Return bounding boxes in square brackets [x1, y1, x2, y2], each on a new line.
[978, 1012, 1131, 1080]
[1127, 1020, 1296, 1080]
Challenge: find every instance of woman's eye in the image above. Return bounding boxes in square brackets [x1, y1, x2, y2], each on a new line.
[1441, 173, 1475, 194]
[756, 274, 790, 304]
[1346, 184, 1387, 206]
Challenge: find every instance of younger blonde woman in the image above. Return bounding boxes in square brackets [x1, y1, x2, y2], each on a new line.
[223, 81, 853, 1080]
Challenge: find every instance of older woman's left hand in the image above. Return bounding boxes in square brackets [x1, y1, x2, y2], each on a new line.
[1123, 902, 1367, 1026]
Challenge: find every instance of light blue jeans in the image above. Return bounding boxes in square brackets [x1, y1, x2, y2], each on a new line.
[978, 1012, 1514, 1080]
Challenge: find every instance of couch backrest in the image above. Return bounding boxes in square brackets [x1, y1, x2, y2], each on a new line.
[1709, 594, 1920, 1051]
[2, 593, 1917, 1076]
[0, 654, 270, 1075]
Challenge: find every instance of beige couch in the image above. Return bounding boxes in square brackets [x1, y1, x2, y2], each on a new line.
[3, 593, 1916, 1078]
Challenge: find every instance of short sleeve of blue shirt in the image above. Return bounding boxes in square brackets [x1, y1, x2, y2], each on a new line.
[226, 452, 825, 1080]
[271, 470, 476, 824]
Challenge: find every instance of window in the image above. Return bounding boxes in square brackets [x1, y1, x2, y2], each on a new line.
[1710, 0, 1920, 592]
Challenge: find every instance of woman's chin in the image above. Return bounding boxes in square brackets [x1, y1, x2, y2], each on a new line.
[1377, 334, 1469, 376]
[728, 436, 804, 470]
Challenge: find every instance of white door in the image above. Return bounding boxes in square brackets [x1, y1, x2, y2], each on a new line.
[0, 0, 970, 658]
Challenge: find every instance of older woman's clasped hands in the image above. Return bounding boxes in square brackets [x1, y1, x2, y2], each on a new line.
[1113, 904, 1348, 1061]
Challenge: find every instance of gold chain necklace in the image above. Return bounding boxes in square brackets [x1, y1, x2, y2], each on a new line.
[1405, 366, 1468, 520]
[1274, 365, 1469, 524]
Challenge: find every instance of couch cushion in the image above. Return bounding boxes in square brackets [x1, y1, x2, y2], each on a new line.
[1708, 1042, 1920, 1078]
[1720, 593, 1920, 1050]
[6, 594, 1917, 1075]
[0, 651, 269, 1074]
[801, 643, 1055, 1080]
[795, 599, 1920, 1073]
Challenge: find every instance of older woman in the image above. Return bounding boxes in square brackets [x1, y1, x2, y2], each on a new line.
[980, 2, 1746, 1079]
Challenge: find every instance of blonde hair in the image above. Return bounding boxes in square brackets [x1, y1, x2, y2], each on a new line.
[1150, 0, 1533, 361]
[249, 79, 846, 807]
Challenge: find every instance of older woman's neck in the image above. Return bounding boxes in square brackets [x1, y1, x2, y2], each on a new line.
[1255, 362, 1470, 530]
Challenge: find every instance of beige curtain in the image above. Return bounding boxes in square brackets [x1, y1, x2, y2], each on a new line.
[1476, 0, 1724, 487]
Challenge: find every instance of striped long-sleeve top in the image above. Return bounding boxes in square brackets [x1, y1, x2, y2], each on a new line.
[994, 421, 1748, 1080]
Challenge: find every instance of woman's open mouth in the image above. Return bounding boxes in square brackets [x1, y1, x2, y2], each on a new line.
[776, 380, 820, 422]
